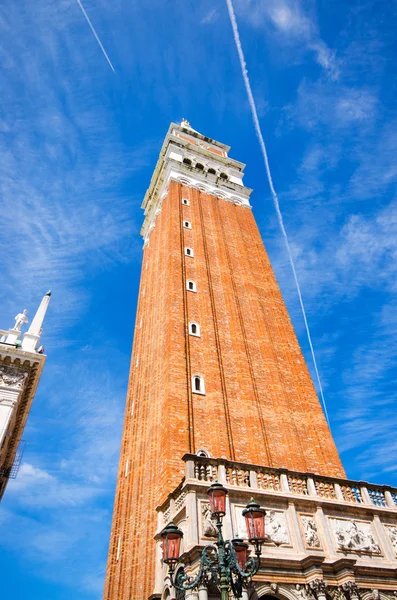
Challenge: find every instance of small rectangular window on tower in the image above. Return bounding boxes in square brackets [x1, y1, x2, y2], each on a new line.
[182, 198, 190, 206]
[185, 247, 194, 257]
[183, 221, 192, 229]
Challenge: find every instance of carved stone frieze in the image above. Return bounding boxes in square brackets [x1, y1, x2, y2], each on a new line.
[306, 578, 328, 599]
[265, 509, 290, 545]
[328, 588, 346, 600]
[342, 581, 360, 599]
[0, 365, 28, 390]
[295, 584, 308, 600]
[234, 506, 289, 545]
[384, 524, 397, 554]
[301, 515, 321, 548]
[330, 518, 381, 553]
[201, 502, 217, 538]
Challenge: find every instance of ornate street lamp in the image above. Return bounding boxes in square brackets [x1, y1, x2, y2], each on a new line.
[160, 483, 266, 600]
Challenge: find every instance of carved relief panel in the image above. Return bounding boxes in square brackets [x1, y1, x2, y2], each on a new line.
[329, 518, 381, 554]
[299, 514, 321, 548]
[384, 524, 397, 555]
[200, 501, 218, 538]
[0, 365, 28, 390]
[234, 505, 290, 546]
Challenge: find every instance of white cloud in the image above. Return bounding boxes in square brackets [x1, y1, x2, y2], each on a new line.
[201, 9, 219, 24]
[235, 0, 339, 78]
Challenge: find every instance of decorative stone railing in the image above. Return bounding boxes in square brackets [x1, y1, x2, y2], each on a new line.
[183, 454, 397, 510]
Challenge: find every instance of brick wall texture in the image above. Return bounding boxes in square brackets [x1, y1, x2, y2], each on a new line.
[103, 179, 345, 600]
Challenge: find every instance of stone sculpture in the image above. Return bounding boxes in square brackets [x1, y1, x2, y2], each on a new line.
[385, 525, 397, 553]
[332, 519, 380, 553]
[265, 510, 289, 545]
[0, 365, 28, 390]
[201, 503, 218, 538]
[301, 516, 321, 548]
[13, 309, 28, 331]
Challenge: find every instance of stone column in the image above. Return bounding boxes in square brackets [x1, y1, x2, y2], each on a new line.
[218, 463, 226, 483]
[198, 585, 208, 600]
[307, 579, 327, 600]
[241, 588, 249, 600]
[280, 470, 290, 492]
[384, 490, 395, 508]
[307, 476, 317, 496]
[186, 490, 199, 546]
[287, 501, 305, 553]
[0, 387, 21, 449]
[372, 514, 395, 560]
[186, 589, 199, 600]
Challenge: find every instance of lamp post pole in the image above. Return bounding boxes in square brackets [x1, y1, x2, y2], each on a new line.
[216, 517, 232, 600]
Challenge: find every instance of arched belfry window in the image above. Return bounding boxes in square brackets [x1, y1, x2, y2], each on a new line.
[220, 172, 228, 180]
[196, 163, 204, 171]
[185, 247, 194, 257]
[196, 449, 210, 458]
[189, 322, 200, 337]
[183, 158, 192, 166]
[208, 168, 216, 175]
[186, 280, 196, 292]
[192, 374, 205, 395]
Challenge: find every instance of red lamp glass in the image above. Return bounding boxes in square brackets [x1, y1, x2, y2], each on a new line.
[207, 481, 228, 517]
[232, 538, 248, 569]
[160, 522, 183, 564]
[242, 498, 266, 543]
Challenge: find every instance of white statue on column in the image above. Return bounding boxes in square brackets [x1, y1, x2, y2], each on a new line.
[14, 309, 28, 331]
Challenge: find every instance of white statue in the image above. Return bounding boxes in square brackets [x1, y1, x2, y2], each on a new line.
[14, 309, 28, 331]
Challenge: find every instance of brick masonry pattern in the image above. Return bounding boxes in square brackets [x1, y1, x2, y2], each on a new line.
[103, 180, 345, 600]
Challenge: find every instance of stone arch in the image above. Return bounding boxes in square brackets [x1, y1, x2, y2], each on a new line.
[253, 584, 299, 600]
[361, 592, 391, 600]
[196, 448, 210, 458]
[161, 584, 172, 600]
[177, 176, 192, 186]
[195, 183, 210, 193]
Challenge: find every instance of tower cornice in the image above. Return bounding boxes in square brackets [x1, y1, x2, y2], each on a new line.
[140, 122, 253, 243]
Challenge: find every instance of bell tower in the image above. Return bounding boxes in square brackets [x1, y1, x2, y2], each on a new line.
[103, 122, 350, 600]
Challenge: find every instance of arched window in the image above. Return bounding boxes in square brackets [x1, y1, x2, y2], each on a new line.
[208, 168, 216, 175]
[182, 198, 190, 206]
[196, 163, 204, 171]
[186, 280, 196, 292]
[196, 449, 210, 458]
[183, 221, 192, 229]
[220, 172, 228, 180]
[192, 374, 205, 395]
[183, 158, 192, 166]
[184, 247, 194, 257]
[189, 322, 200, 337]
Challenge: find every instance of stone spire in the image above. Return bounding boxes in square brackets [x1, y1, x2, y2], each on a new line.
[21, 291, 51, 352]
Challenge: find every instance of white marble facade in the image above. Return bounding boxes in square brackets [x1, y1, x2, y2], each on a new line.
[154, 455, 397, 600]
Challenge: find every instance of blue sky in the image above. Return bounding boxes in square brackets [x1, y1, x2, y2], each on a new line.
[0, 0, 396, 598]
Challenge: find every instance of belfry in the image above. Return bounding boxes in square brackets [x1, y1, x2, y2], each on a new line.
[104, 123, 397, 600]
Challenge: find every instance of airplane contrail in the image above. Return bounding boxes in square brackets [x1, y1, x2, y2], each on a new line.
[225, 0, 331, 427]
[75, 0, 115, 73]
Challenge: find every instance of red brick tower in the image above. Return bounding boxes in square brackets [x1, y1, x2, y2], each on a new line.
[103, 122, 345, 600]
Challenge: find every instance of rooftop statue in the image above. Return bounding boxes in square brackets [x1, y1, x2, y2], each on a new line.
[14, 309, 28, 331]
